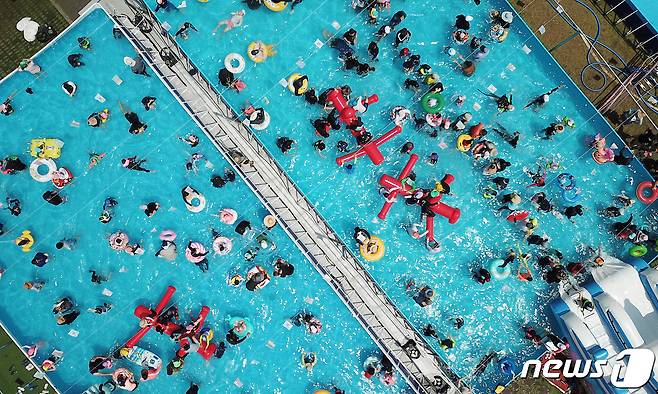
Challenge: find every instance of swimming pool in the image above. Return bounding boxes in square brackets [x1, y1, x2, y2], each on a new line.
[0, 0, 656, 393]
[145, 0, 658, 387]
[0, 8, 409, 394]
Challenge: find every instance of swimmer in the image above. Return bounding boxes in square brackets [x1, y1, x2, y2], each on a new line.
[179, 134, 200, 147]
[213, 10, 245, 35]
[368, 41, 379, 61]
[393, 28, 411, 48]
[479, 90, 514, 112]
[483, 158, 511, 175]
[185, 152, 204, 173]
[67, 53, 85, 68]
[140, 202, 160, 217]
[301, 351, 317, 372]
[124, 55, 149, 76]
[428, 152, 438, 165]
[455, 14, 472, 30]
[527, 234, 549, 247]
[43, 190, 66, 205]
[499, 249, 516, 268]
[174, 22, 197, 39]
[276, 137, 296, 154]
[353, 227, 371, 246]
[336, 140, 349, 152]
[88, 302, 113, 314]
[402, 54, 420, 73]
[324, 30, 355, 59]
[564, 205, 584, 223]
[311, 118, 332, 138]
[78, 36, 91, 50]
[121, 156, 152, 172]
[524, 165, 546, 188]
[53, 297, 74, 314]
[450, 316, 465, 330]
[374, 24, 392, 42]
[400, 141, 414, 154]
[89, 270, 110, 284]
[304, 88, 318, 105]
[2, 197, 21, 216]
[404, 78, 421, 92]
[99, 197, 118, 223]
[141, 96, 157, 111]
[291, 311, 323, 334]
[313, 140, 327, 157]
[531, 192, 553, 213]
[343, 28, 358, 46]
[88, 152, 106, 169]
[273, 258, 295, 278]
[473, 268, 491, 284]
[61, 81, 77, 97]
[1, 155, 26, 174]
[119, 101, 148, 134]
[24, 280, 46, 291]
[492, 124, 519, 148]
[598, 206, 623, 218]
[56, 238, 77, 250]
[405, 222, 428, 239]
[524, 84, 566, 110]
[474, 45, 490, 61]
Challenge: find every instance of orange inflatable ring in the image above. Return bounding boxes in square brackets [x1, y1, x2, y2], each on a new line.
[636, 181, 658, 204]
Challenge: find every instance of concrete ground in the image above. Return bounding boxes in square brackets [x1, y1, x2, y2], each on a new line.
[510, 0, 657, 170]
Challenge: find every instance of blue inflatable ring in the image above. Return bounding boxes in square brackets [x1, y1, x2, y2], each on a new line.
[562, 187, 581, 203]
[557, 173, 575, 191]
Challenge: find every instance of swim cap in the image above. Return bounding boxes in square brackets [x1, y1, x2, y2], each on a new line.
[501, 11, 514, 23]
[542, 94, 550, 102]
[465, 15, 473, 22]
[123, 56, 136, 67]
[448, 48, 457, 56]
[119, 348, 130, 357]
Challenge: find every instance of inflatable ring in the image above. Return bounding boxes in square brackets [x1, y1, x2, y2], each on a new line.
[287, 73, 308, 96]
[562, 187, 581, 203]
[29, 158, 56, 182]
[490, 259, 511, 280]
[421, 92, 445, 114]
[497, 28, 510, 43]
[629, 245, 648, 257]
[182, 186, 206, 213]
[636, 181, 658, 205]
[263, 0, 288, 11]
[456, 134, 473, 152]
[52, 167, 73, 189]
[360, 236, 385, 262]
[15, 230, 34, 252]
[249, 109, 270, 131]
[212, 236, 233, 255]
[219, 208, 238, 224]
[224, 53, 246, 74]
[557, 173, 575, 191]
[159, 230, 177, 242]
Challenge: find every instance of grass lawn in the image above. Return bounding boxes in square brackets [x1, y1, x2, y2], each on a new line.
[0, 324, 57, 394]
[0, 0, 68, 78]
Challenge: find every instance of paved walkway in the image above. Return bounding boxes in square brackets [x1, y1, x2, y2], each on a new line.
[99, 0, 468, 392]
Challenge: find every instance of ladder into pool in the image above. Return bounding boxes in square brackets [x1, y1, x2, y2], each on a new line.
[99, 0, 468, 392]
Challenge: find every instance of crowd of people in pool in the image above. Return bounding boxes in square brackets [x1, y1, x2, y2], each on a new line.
[2, 0, 658, 392]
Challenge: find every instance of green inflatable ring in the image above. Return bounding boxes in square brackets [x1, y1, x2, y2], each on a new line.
[421, 93, 445, 114]
[629, 245, 648, 257]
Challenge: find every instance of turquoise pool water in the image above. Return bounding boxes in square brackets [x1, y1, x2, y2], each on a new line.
[0, 9, 405, 394]
[0, 1, 656, 394]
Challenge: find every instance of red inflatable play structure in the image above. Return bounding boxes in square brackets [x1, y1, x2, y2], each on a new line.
[378, 153, 461, 241]
[125, 286, 218, 361]
[337, 125, 403, 166]
[326, 88, 401, 166]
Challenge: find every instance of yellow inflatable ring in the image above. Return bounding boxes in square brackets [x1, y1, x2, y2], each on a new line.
[247, 41, 275, 63]
[287, 73, 308, 96]
[360, 236, 385, 262]
[456, 134, 473, 152]
[314, 391, 332, 394]
[15, 230, 34, 252]
[263, 0, 288, 12]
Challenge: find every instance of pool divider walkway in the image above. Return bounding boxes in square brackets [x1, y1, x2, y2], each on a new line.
[97, 0, 468, 392]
